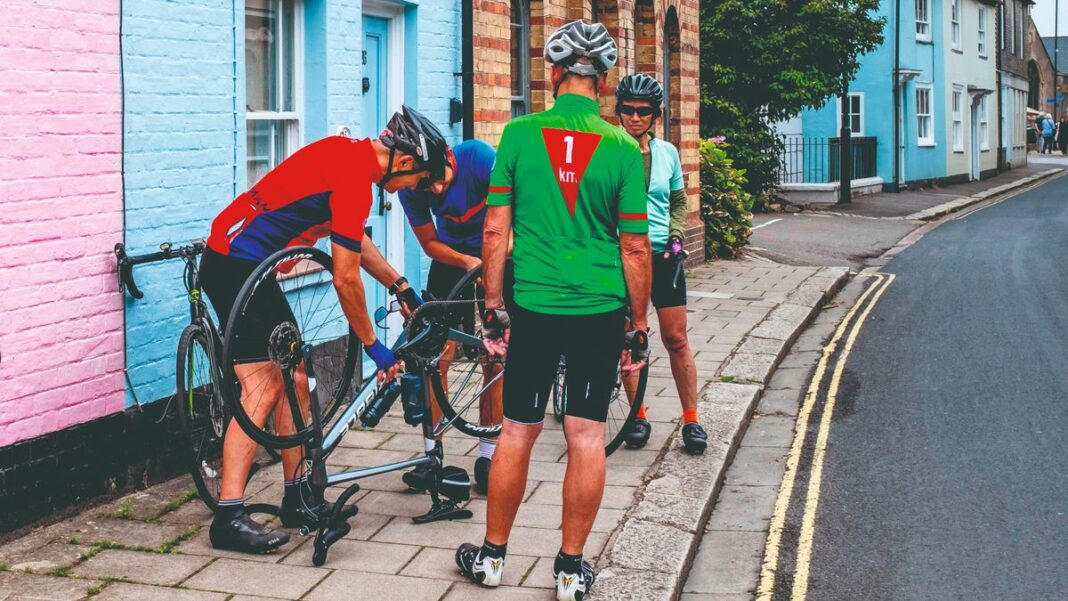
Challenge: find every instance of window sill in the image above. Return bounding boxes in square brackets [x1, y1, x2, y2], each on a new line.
[953, 149, 964, 153]
[917, 141, 936, 147]
[916, 37, 933, 45]
[952, 46, 962, 53]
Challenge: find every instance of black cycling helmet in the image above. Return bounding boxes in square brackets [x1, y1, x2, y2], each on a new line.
[615, 73, 664, 117]
[379, 105, 450, 186]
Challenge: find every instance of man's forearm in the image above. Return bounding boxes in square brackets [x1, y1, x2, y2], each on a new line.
[482, 206, 512, 308]
[335, 276, 376, 346]
[424, 239, 477, 270]
[360, 236, 405, 289]
[620, 234, 652, 329]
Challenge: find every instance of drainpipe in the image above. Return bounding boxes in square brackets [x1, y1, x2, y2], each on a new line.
[461, 0, 475, 140]
[892, 0, 901, 192]
[996, 3, 1004, 171]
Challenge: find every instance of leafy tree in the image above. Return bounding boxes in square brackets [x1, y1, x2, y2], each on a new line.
[700, 0, 885, 200]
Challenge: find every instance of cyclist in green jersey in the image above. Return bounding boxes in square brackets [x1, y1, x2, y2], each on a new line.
[454, 21, 652, 601]
[615, 73, 708, 455]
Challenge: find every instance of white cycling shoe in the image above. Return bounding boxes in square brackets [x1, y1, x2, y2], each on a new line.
[554, 559, 595, 601]
[455, 542, 504, 587]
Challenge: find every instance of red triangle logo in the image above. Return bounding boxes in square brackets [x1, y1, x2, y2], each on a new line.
[541, 128, 602, 217]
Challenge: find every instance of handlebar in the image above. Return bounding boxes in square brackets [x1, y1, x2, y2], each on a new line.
[672, 247, 690, 290]
[115, 241, 205, 300]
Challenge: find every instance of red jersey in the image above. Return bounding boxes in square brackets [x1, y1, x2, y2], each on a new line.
[207, 136, 381, 262]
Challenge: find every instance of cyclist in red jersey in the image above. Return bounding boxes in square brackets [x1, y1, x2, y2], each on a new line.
[201, 106, 454, 554]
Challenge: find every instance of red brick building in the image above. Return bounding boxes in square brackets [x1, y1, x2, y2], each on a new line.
[471, 0, 703, 257]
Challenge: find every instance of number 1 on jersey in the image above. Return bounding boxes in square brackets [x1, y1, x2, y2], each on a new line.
[564, 136, 574, 164]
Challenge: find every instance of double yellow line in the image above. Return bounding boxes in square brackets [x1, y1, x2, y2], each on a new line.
[756, 272, 896, 601]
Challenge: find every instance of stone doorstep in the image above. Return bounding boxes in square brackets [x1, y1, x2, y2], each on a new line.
[591, 265, 850, 601]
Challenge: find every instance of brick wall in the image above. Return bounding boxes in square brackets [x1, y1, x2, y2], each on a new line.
[472, 0, 703, 259]
[121, 0, 241, 405]
[0, 1, 125, 447]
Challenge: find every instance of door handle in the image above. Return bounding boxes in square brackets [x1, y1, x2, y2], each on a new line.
[383, 200, 393, 211]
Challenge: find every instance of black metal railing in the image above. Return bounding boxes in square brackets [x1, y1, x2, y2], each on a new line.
[778, 136, 878, 184]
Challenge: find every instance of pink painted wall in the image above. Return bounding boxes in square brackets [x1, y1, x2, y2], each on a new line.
[0, 1, 125, 446]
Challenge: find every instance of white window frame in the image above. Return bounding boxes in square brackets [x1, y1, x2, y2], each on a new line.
[836, 92, 865, 136]
[952, 86, 964, 152]
[978, 6, 988, 58]
[916, 85, 935, 146]
[979, 94, 990, 150]
[951, 0, 961, 51]
[915, 0, 931, 41]
[511, 0, 531, 117]
[245, 0, 304, 186]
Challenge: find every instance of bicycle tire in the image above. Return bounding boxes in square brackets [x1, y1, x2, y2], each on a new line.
[427, 264, 503, 439]
[175, 324, 228, 511]
[603, 363, 647, 456]
[222, 246, 359, 450]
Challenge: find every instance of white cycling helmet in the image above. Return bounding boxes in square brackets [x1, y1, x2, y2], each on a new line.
[544, 20, 618, 77]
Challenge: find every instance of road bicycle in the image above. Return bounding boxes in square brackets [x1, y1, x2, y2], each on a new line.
[116, 241, 277, 511]
[445, 266, 647, 455]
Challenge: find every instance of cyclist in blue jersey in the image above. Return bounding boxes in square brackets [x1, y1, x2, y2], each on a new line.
[397, 139, 505, 496]
[615, 74, 707, 455]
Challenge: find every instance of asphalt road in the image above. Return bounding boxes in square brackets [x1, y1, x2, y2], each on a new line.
[775, 174, 1068, 599]
[750, 213, 918, 269]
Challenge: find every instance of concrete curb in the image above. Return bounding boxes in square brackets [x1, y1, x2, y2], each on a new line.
[592, 266, 850, 600]
[812, 168, 1063, 222]
[897, 168, 1064, 221]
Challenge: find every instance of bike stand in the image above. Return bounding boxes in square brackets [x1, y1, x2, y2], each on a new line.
[413, 496, 472, 524]
[311, 482, 362, 566]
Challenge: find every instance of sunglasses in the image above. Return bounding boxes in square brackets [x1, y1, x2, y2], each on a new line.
[619, 105, 656, 117]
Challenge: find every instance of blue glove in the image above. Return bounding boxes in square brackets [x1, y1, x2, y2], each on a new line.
[396, 287, 423, 312]
[366, 339, 396, 372]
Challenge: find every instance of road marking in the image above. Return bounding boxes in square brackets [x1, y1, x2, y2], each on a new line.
[753, 218, 783, 230]
[755, 272, 886, 601]
[949, 169, 1067, 221]
[790, 273, 895, 600]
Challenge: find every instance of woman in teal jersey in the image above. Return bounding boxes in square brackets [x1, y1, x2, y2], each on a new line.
[616, 73, 707, 455]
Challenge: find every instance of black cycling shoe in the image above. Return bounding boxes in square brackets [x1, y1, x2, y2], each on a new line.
[209, 511, 290, 554]
[681, 422, 708, 455]
[474, 457, 491, 495]
[402, 464, 432, 492]
[279, 497, 359, 530]
[623, 418, 651, 449]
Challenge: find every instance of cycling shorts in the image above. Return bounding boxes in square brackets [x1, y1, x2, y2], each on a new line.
[199, 248, 295, 363]
[651, 253, 687, 309]
[502, 305, 626, 424]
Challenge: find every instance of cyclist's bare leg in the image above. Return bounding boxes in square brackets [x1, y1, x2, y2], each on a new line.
[272, 362, 312, 482]
[657, 306, 697, 412]
[427, 340, 454, 438]
[560, 416, 606, 554]
[484, 419, 542, 545]
[221, 361, 284, 501]
[480, 358, 504, 427]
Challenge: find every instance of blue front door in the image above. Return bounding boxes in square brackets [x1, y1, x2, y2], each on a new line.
[362, 15, 389, 350]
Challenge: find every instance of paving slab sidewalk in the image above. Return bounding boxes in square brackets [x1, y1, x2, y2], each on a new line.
[814, 165, 1062, 220]
[0, 257, 847, 601]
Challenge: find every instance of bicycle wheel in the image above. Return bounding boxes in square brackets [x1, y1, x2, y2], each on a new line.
[175, 324, 227, 510]
[604, 362, 647, 456]
[426, 264, 503, 439]
[551, 357, 566, 423]
[222, 246, 360, 449]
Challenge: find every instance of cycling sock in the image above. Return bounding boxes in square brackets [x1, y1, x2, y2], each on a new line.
[683, 408, 699, 424]
[553, 550, 582, 575]
[481, 539, 507, 559]
[636, 405, 648, 420]
[283, 475, 309, 505]
[478, 438, 497, 460]
[217, 498, 245, 520]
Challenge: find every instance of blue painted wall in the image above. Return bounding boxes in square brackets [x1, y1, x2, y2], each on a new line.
[122, 0, 461, 404]
[800, 0, 947, 185]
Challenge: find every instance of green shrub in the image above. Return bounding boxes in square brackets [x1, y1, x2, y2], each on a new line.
[700, 137, 754, 260]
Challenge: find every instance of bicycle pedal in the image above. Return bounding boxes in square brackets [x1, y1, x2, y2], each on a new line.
[412, 501, 473, 524]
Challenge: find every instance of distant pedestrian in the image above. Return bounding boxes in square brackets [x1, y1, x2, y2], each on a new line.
[1042, 113, 1055, 154]
[1058, 116, 1068, 155]
[1034, 116, 1045, 153]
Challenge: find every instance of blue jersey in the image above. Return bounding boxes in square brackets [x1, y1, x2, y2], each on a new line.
[399, 139, 495, 256]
